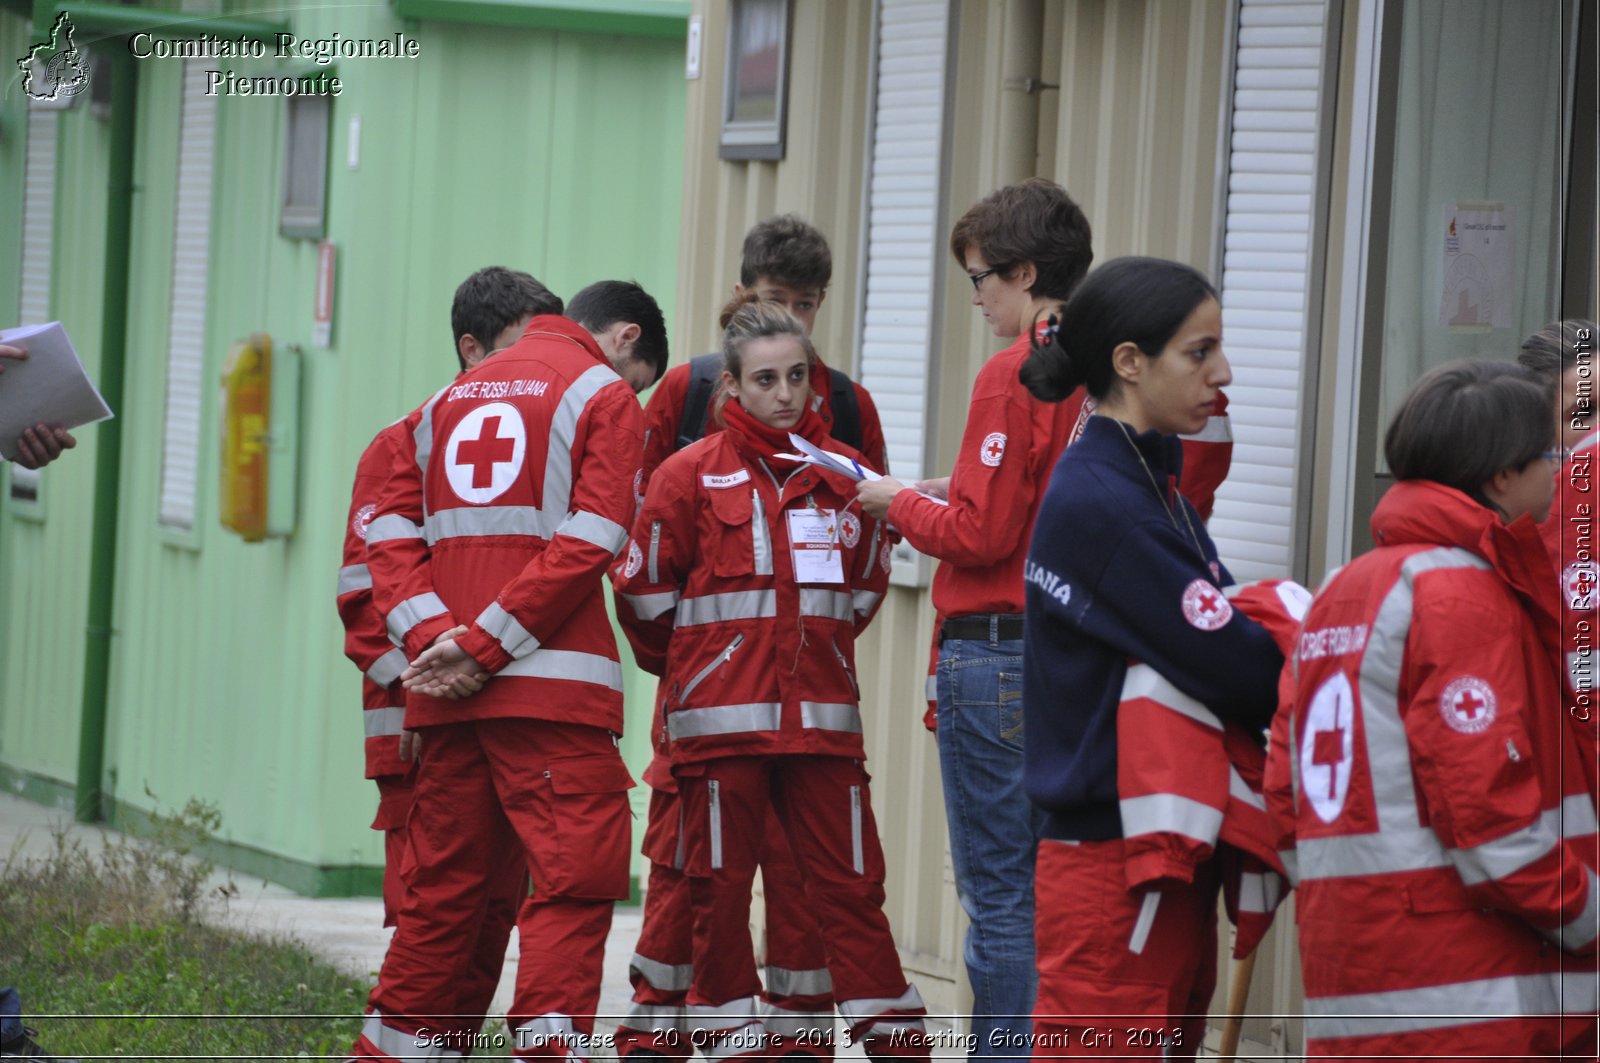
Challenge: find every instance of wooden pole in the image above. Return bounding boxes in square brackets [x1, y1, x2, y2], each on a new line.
[1216, 946, 1258, 1063]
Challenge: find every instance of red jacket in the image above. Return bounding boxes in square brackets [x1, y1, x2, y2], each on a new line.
[891, 332, 1233, 622]
[613, 425, 892, 765]
[642, 354, 887, 483]
[366, 315, 645, 732]
[336, 421, 413, 781]
[1541, 430, 1600, 801]
[1266, 480, 1598, 1057]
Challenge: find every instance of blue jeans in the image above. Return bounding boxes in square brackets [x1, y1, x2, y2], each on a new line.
[0, 986, 22, 1044]
[936, 635, 1044, 1060]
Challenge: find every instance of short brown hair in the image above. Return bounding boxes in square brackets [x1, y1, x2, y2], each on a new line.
[1518, 318, 1597, 379]
[1384, 360, 1551, 497]
[739, 214, 832, 291]
[950, 178, 1093, 302]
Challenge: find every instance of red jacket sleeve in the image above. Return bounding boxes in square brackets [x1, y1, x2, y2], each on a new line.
[1405, 581, 1599, 954]
[886, 356, 1043, 568]
[612, 456, 698, 676]
[1177, 388, 1233, 521]
[641, 362, 693, 487]
[367, 396, 460, 661]
[453, 381, 646, 674]
[336, 429, 409, 688]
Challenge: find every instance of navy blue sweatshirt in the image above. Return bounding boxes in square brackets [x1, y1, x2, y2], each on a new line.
[1022, 416, 1282, 842]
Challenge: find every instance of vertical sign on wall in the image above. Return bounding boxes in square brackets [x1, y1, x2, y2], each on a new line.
[313, 241, 336, 349]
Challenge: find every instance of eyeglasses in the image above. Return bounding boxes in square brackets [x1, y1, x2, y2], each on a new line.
[1542, 449, 1567, 462]
[967, 267, 1002, 289]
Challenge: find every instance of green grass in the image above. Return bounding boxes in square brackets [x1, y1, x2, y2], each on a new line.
[1, 799, 370, 1060]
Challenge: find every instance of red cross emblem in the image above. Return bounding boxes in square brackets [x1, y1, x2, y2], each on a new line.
[1300, 672, 1354, 824]
[1181, 579, 1233, 631]
[457, 416, 516, 488]
[980, 432, 1007, 467]
[1564, 562, 1599, 609]
[1439, 676, 1496, 735]
[1311, 725, 1345, 802]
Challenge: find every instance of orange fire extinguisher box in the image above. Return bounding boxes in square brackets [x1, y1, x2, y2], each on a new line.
[220, 334, 271, 541]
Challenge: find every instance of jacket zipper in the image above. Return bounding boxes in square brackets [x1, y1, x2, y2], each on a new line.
[849, 784, 864, 874]
[751, 490, 773, 575]
[679, 634, 745, 704]
[648, 520, 662, 583]
[832, 637, 859, 697]
[709, 779, 723, 870]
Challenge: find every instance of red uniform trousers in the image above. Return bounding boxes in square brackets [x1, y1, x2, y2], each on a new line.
[1033, 839, 1217, 1060]
[352, 720, 633, 1061]
[617, 788, 837, 1061]
[373, 775, 527, 1044]
[675, 755, 930, 1061]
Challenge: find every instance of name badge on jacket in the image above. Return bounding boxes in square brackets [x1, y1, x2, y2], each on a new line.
[787, 508, 844, 584]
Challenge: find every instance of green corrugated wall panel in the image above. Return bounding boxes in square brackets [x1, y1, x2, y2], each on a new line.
[0, 0, 684, 887]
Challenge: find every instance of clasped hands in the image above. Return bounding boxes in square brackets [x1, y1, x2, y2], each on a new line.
[402, 625, 491, 700]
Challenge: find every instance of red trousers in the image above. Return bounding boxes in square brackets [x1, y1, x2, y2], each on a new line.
[373, 774, 527, 1041]
[674, 755, 930, 1061]
[616, 787, 836, 1060]
[353, 720, 633, 1061]
[1032, 839, 1217, 1060]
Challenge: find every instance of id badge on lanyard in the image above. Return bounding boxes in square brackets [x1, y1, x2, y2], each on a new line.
[786, 507, 844, 584]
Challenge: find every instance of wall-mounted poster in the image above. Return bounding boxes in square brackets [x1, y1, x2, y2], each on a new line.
[719, 0, 790, 161]
[1438, 202, 1515, 331]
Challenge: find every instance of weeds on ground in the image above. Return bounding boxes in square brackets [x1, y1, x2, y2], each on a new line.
[0, 798, 368, 1059]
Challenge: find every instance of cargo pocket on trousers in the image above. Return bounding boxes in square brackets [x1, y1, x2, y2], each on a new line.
[541, 754, 636, 901]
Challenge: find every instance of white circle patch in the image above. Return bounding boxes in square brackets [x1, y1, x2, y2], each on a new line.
[623, 540, 643, 579]
[445, 402, 527, 504]
[839, 512, 861, 548]
[979, 432, 1008, 467]
[1181, 579, 1233, 631]
[353, 503, 377, 541]
[1563, 561, 1598, 611]
[1300, 673, 1355, 824]
[1439, 676, 1497, 735]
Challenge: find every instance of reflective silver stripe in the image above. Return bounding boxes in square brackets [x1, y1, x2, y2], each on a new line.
[1569, 651, 1593, 692]
[559, 509, 628, 554]
[1236, 870, 1283, 913]
[669, 702, 782, 740]
[476, 601, 540, 659]
[849, 785, 864, 874]
[1450, 820, 1560, 887]
[1296, 826, 1452, 880]
[1305, 971, 1600, 1040]
[543, 364, 623, 527]
[1228, 765, 1266, 812]
[621, 1001, 688, 1032]
[498, 649, 623, 691]
[1119, 792, 1222, 844]
[1128, 889, 1160, 954]
[676, 590, 777, 627]
[708, 779, 722, 869]
[1550, 794, 1600, 838]
[799, 588, 853, 621]
[837, 985, 926, 1026]
[687, 997, 763, 1034]
[751, 490, 773, 576]
[632, 952, 694, 992]
[1299, 548, 1489, 882]
[1279, 846, 1298, 884]
[762, 1005, 835, 1038]
[362, 1011, 463, 1060]
[860, 520, 881, 580]
[764, 965, 834, 998]
[1548, 868, 1600, 951]
[623, 591, 680, 621]
[924, 674, 937, 702]
[338, 564, 371, 594]
[364, 706, 405, 738]
[1121, 664, 1221, 730]
[679, 636, 744, 701]
[366, 513, 425, 543]
[852, 589, 882, 618]
[366, 647, 408, 688]
[387, 592, 449, 644]
[801, 701, 862, 734]
[1179, 413, 1232, 443]
[412, 386, 449, 492]
[648, 520, 662, 583]
[426, 505, 549, 544]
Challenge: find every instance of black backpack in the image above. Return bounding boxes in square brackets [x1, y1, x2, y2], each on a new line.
[676, 351, 862, 453]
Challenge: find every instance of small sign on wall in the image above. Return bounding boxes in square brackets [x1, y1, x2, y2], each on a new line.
[1438, 201, 1513, 333]
[314, 240, 336, 348]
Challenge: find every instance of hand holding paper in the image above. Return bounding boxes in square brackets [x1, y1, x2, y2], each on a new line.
[0, 323, 112, 464]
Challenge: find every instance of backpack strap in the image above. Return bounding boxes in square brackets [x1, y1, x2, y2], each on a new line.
[677, 351, 726, 451]
[828, 367, 862, 451]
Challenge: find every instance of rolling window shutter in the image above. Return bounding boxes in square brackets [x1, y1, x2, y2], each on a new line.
[10, 105, 58, 502]
[1209, 0, 1329, 582]
[158, 61, 218, 530]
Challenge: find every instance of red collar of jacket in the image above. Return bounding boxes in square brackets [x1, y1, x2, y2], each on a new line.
[1371, 480, 1560, 651]
[503, 313, 609, 366]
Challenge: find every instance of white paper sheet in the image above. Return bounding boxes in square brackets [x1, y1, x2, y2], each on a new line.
[0, 322, 113, 461]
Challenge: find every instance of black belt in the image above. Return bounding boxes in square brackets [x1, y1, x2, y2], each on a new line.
[939, 613, 1025, 644]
